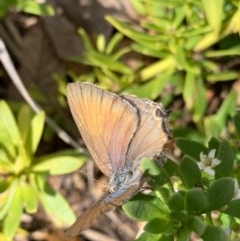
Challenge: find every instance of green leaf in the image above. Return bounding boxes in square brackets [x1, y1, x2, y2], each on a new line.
[0, 179, 18, 219]
[207, 137, 220, 151]
[184, 188, 207, 212]
[21, 182, 38, 213]
[36, 175, 75, 225]
[176, 138, 207, 161]
[202, 0, 224, 32]
[233, 113, 240, 136]
[215, 141, 234, 178]
[167, 192, 184, 212]
[135, 232, 165, 241]
[224, 199, 240, 219]
[144, 218, 170, 234]
[205, 178, 234, 211]
[18, 1, 55, 16]
[0, 121, 15, 159]
[0, 101, 21, 148]
[85, 51, 132, 74]
[201, 225, 229, 241]
[3, 182, 23, 238]
[188, 216, 206, 236]
[125, 69, 173, 99]
[183, 72, 196, 110]
[17, 105, 32, 146]
[26, 111, 45, 155]
[106, 32, 124, 54]
[123, 193, 168, 221]
[31, 150, 87, 175]
[180, 156, 202, 188]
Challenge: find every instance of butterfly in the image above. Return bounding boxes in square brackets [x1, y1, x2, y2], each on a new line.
[65, 82, 171, 236]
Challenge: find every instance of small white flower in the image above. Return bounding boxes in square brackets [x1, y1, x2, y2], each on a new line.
[233, 179, 240, 200]
[198, 149, 221, 176]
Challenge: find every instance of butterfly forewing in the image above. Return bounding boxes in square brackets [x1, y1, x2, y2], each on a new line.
[67, 83, 139, 176]
[122, 95, 171, 163]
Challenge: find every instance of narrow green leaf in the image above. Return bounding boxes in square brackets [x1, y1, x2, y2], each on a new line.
[0, 120, 16, 158]
[32, 150, 87, 175]
[26, 111, 45, 155]
[3, 183, 23, 238]
[36, 175, 75, 225]
[106, 32, 124, 54]
[0, 179, 18, 219]
[21, 182, 38, 213]
[202, 0, 224, 32]
[0, 101, 21, 147]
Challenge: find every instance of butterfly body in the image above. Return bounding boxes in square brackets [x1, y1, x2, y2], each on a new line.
[65, 82, 171, 236]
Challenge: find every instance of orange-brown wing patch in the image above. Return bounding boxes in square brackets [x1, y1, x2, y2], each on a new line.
[67, 83, 139, 176]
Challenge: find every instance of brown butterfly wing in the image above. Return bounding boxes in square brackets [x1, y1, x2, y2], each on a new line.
[67, 82, 139, 176]
[122, 95, 171, 163]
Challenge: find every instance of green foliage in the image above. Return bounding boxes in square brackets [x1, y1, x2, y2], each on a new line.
[0, 0, 55, 17]
[123, 126, 240, 240]
[0, 101, 87, 238]
[66, 0, 239, 139]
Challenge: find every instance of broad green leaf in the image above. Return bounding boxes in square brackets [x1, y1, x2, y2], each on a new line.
[205, 178, 234, 211]
[176, 138, 207, 161]
[201, 225, 229, 241]
[32, 150, 87, 175]
[184, 188, 207, 212]
[167, 192, 184, 212]
[36, 175, 75, 225]
[0, 101, 21, 147]
[175, 225, 191, 241]
[188, 216, 206, 236]
[180, 156, 202, 188]
[3, 183, 22, 238]
[215, 141, 234, 178]
[207, 137, 220, 152]
[224, 199, 240, 219]
[123, 194, 168, 221]
[144, 218, 170, 234]
[135, 232, 165, 241]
